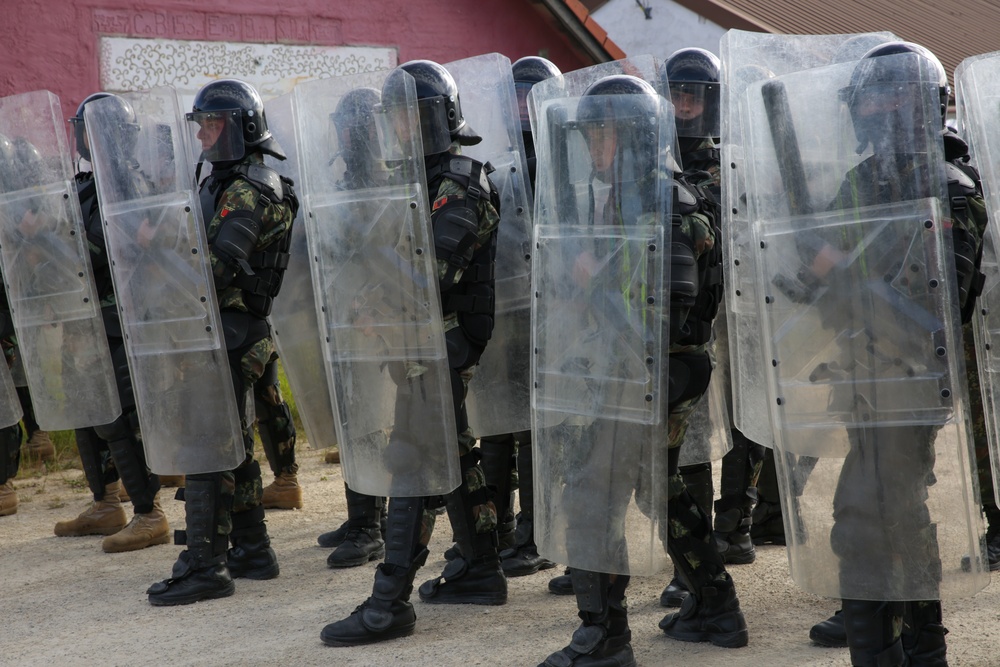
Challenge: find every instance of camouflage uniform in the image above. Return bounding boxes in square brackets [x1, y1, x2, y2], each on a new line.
[193, 151, 296, 537]
[0, 288, 22, 510]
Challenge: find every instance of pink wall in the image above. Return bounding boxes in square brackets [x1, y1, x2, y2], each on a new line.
[0, 0, 592, 116]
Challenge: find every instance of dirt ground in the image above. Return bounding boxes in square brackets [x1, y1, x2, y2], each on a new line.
[2, 445, 999, 667]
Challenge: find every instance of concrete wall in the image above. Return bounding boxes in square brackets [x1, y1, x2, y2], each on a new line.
[592, 0, 726, 59]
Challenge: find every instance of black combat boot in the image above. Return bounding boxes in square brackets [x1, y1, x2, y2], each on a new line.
[321, 496, 428, 646]
[549, 568, 574, 595]
[659, 483, 748, 648]
[318, 484, 387, 548]
[227, 505, 279, 580]
[328, 486, 386, 568]
[539, 570, 636, 667]
[659, 573, 748, 648]
[502, 439, 555, 576]
[148, 478, 235, 606]
[901, 601, 948, 667]
[842, 599, 905, 667]
[417, 467, 507, 606]
[660, 463, 715, 607]
[751, 452, 786, 545]
[809, 608, 848, 647]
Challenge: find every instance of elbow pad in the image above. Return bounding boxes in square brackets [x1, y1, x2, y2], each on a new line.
[432, 199, 480, 288]
[211, 211, 261, 287]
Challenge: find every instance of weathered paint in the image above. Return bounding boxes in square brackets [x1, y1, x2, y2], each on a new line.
[1, 0, 592, 119]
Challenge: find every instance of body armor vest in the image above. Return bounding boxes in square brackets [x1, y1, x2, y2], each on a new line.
[424, 153, 500, 349]
[199, 161, 298, 319]
[671, 173, 723, 345]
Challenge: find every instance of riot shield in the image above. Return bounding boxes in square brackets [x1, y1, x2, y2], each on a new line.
[264, 92, 338, 451]
[0, 90, 119, 430]
[446, 53, 534, 438]
[956, 52, 1000, 508]
[85, 87, 243, 475]
[745, 54, 987, 600]
[678, 333, 734, 465]
[294, 71, 459, 497]
[531, 87, 674, 576]
[720, 31, 897, 447]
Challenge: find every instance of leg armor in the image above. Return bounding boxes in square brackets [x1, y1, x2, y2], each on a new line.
[479, 431, 517, 550]
[713, 429, 765, 564]
[539, 570, 634, 667]
[842, 599, 905, 667]
[74, 427, 117, 500]
[97, 413, 159, 514]
[327, 485, 386, 568]
[227, 459, 278, 579]
[254, 358, 297, 476]
[901, 600, 947, 667]
[16, 385, 39, 436]
[0, 423, 21, 484]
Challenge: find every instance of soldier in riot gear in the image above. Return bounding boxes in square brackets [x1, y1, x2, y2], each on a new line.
[474, 55, 561, 579]
[657, 48, 766, 611]
[767, 43, 986, 665]
[320, 59, 502, 647]
[315, 86, 389, 569]
[536, 74, 747, 667]
[147, 79, 298, 605]
[47, 94, 170, 552]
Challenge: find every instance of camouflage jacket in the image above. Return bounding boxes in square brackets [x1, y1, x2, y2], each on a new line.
[202, 153, 296, 314]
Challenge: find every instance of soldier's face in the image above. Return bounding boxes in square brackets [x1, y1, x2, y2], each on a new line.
[671, 90, 704, 121]
[196, 117, 226, 151]
[583, 124, 617, 175]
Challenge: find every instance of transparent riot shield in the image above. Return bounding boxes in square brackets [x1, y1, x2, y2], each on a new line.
[294, 71, 459, 497]
[745, 55, 987, 600]
[956, 52, 1000, 508]
[531, 91, 673, 576]
[446, 53, 534, 438]
[85, 87, 243, 475]
[264, 92, 338, 451]
[678, 334, 734, 465]
[721, 31, 897, 447]
[0, 90, 119, 430]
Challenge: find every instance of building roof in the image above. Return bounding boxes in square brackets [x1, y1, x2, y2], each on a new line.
[533, 0, 627, 62]
[672, 0, 999, 80]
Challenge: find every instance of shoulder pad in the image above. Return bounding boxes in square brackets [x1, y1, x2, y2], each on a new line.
[445, 156, 495, 195]
[674, 179, 699, 212]
[942, 129, 970, 163]
[945, 161, 976, 192]
[240, 164, 285, 202]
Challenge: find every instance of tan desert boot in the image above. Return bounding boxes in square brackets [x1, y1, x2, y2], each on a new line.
[24, 430, 55, 461]
[261, 471, 303, 510]
[0, 481, 18, 517]
[54, 481, 127, 536]
[157, 474, 185, 488]
[324, 448, 340, 464]
[102, 494, 170, 553]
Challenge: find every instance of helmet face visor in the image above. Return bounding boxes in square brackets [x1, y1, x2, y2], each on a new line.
[186, 109, 245, 163]
[668, 82, 719, 138]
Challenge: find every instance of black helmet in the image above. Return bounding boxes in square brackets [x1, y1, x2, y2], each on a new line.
[186, 79, 285, 162]
[0, 133, 16, 192]
[330, 87, 381, 181]
[830, 33, 896, 64]
[12, 138, 50, 186]
[69, 92, 139, 163]
[841, 41, 950, 154]
[577, 75, 664, 178]
[512, 56, 562, 133]
[383, 60, 480, 156]
[661, 48, 720, 139]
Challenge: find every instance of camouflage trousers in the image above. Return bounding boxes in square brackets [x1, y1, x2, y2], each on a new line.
[965, 325, 996, 510]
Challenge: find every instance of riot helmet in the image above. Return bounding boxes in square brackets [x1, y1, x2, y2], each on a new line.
[576, 75, 665, 182]
[512, 56, 562, 134]
[841, 41, 949, 155]
[69, 92, 139, 164]
[661, 48, 720, 140]
[379, 60, 481, 157]
[186, 79, 286, 163]
[12, 138, 50, 187]
[330, 87, 382, 181]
